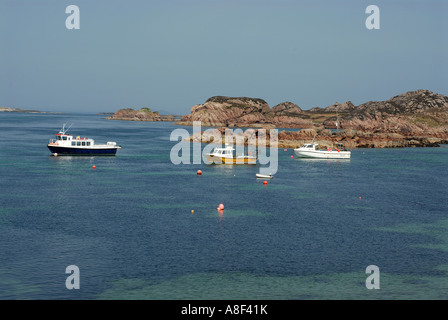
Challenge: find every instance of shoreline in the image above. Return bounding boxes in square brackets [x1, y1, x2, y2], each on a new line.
[184, 127, 448, 149]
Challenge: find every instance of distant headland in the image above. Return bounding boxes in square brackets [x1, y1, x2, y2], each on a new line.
[0, 107, 58, 114]
[106, 107, 181, 122]
[179, 90, 448, 148]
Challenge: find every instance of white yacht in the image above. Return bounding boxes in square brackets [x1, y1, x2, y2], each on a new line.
[294, 143, 351, 159]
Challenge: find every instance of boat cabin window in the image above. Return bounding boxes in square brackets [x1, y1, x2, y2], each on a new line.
[87, 142, 91, 146]
[82, 142, 86, 146]
[57, 136, 61, 140]
[72, 142, 76, 146]
[77, 142, 81, 146]
[62, 136, 67, 141]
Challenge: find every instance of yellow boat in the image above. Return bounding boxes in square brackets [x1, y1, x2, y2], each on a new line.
[204, 145, 257, 165]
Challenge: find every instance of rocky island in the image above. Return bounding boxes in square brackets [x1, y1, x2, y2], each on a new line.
[107, 107, 179, 122]
[180, 90, 448, 148]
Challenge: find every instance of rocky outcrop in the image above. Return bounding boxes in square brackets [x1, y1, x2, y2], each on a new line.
[355, 90, 448, 116]
[178, 97, 314, 128]
[309, 90, 448, 117]
[179, 96, 270, 127]
[270, 102, 303, 115]
[321, 91, 448, 136]
[185, 127, 447, 149]
[180, 90, 448, 148]
[277, 128, 446, 149]
[107, 108, 176, 121]
[320, 101, 356, 113]
[263, 102, 314, 128]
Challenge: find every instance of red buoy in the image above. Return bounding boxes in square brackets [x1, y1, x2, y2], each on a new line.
[197, 170, 202, 175]
[284, 149, 287, 151]
[92, 165, 96, 169]
[218, 203, 224, 210]
[291, 155, 293, 158]
[263, 180, 268, 185]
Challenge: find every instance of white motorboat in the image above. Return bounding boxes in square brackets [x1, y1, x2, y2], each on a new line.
[204, 145, 257, 165]
[256, 173, 274, 179]
[293, 143, 351, 159]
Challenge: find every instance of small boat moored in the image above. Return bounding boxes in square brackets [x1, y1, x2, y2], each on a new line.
[204, 145, 257, 165]
[293, 143, 351, 159]
[47, 124, 121, 156]
[256, 173, 274, 179]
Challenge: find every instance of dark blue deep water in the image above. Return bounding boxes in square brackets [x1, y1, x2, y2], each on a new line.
[0, 113, 447, 299]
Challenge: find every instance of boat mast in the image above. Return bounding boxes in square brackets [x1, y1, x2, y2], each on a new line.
[65, 123, 73, 134]
[336, 112, 339, 132]
[60, 122, 73, 135]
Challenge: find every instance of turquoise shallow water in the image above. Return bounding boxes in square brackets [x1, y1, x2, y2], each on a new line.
[0, 113, 447, 299]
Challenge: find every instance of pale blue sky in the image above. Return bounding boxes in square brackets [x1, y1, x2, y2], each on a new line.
[1, 0, 447, 113]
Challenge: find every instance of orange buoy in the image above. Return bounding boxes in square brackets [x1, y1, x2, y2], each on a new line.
[359, 196, 362, 200]
[218, 203, 224, 210]
[92, 165, 96, 169]
[263, 180, 268, 185]
[53, 153, 58, 157]
[191, 210, 194, 214]
[197, 170, 202, 175]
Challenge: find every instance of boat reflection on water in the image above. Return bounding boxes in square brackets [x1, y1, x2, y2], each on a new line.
[48, 154, 117, 169]
[49, 155, 97, 161]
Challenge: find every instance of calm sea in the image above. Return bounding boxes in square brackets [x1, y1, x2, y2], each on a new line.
[0, 113, 447, 300]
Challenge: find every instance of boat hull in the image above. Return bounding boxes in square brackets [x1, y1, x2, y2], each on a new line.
[48, 145, 119, 156]
[293, 149, 351, 159]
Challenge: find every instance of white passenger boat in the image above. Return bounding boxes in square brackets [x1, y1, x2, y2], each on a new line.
[204, 145, 256, 164]
[47, 124, 121, 156]
[293, 143, 351, 159]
